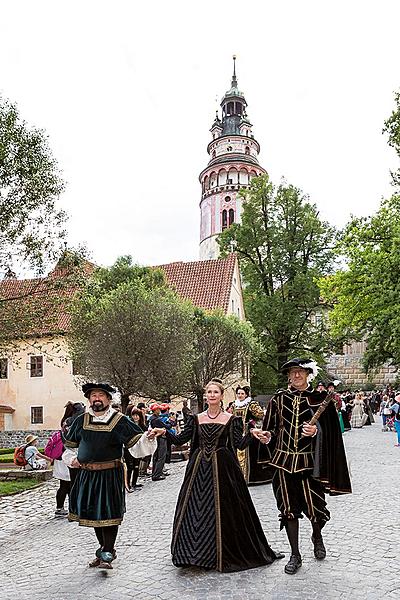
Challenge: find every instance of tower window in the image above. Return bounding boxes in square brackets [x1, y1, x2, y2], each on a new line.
[229, 209, 235, 226]
[225, 196, 231, 203]
[227, 146, 232, 152]
[222, 210, 228, 230]
[245, 146, 250, 155]
[212, 151, 216, 158]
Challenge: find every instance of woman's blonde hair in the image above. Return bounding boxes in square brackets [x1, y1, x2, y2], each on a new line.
[205, 379, 224, 394]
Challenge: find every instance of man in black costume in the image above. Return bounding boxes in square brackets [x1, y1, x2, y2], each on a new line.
[259, 358, 352, 574]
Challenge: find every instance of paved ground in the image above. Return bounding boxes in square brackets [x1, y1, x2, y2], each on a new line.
[0, 420, 399, 600]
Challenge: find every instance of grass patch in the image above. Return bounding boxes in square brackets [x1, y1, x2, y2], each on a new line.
[0, 479, 42, 496]
[0, 454, 14, 463]
[0, 448, 13, 455]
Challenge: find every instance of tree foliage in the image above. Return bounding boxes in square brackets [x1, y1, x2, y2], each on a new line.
[219, 175, 336, 391]
[68, 257, 194, 408]
[187, 309, 259, 412]
[0, 97, 66, 273]
[320, 194, 400, 372]
[383, 91, 400, 188]
[0, 248, 91, 357]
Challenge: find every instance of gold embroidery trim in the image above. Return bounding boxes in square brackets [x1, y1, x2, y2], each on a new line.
[64, 440, 78, 448]
[171, 450, 203, 551]
[212, 452, 222, 572]
[68, 513, 123, 527]
[83, 411, 124, 432]
[125, 433, 142, 449]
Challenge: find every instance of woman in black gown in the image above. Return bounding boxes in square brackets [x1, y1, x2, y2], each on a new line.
[156, 380, 283, 573]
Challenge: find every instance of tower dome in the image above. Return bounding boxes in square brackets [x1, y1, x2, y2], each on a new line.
[199, 57, 267, 260]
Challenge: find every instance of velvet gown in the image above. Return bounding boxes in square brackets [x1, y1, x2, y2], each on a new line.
[166, 415, 280, 573]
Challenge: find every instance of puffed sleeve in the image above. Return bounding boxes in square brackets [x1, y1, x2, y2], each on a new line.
[248, 400, 264, 420]
[120, 416, 144, 448]
[165, 415, 195, 446]
[63, 414, 82, 449]
[231, 416, 252, 450]
[262, 395, 278, 439]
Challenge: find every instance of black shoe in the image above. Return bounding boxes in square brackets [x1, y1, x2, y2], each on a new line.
[134, 483, 143, 488]
[311, 536, 326, 560]
[273, 551, 285, 560]
[162, 471, 170, 476]
[284, 554, 302, 574]
[126, 487, 135, 493]
[152, 476, 166, 481]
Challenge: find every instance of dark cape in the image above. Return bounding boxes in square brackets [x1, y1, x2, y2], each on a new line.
[264, 387, 352, 496]
[166, 415, 280, 573]
[306, 390, 352, 496]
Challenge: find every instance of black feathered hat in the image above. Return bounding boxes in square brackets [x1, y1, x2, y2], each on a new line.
[281, 358, 320, 380]
[82, 382, 116, 399]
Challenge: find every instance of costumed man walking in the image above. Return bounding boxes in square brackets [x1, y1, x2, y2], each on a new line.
[63, 383, 159, 569]
[257, 358, 352, 575]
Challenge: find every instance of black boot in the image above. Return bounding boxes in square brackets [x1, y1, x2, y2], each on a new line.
[284, 554, 302, 574]
[311, 535, 326, 560]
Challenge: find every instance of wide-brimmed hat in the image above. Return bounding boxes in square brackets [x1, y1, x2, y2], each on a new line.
[25, 434, 38, 444]
[281, 358, 320, 380]
[82, 382, 116, 399]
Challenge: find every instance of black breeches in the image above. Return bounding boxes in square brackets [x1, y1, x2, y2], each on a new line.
[152, 437, 167, 479]
[56, 479, 71, 509]
[94, 525, 119, 553]
[272, 469, 330, 530]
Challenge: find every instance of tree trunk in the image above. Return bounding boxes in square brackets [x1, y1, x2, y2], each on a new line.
[190, 390, 204, 415]
[120, 393, 130, 414]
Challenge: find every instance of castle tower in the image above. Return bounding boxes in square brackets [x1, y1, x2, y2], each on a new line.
[199, 57, 267, 260]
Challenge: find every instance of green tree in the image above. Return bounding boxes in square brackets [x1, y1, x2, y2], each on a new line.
[0, 96, 66, 273]
[320, 194, 400, 372]
[0, 248, 91, 357]
[68, 257, 195, 410]
[383, 91, 400, 188]
[219, 175, 336, 391]
[187, 309, 259, 413]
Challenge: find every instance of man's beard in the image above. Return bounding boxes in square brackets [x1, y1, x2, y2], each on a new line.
[92, 401, 106, 412]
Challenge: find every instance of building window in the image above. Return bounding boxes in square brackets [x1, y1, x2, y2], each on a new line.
[227, 146, 232, 152]
[222, 210, 228, 230]
[245, 146, 250, 155]
[0, 358, 8, 379]
[229, 209, 235, 226]
[225, 196, 231, 203]
[31, 406, 43, 424]
[30, 356, 43, 378]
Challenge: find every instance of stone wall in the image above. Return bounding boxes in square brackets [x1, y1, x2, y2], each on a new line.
[326, 353, 397, 389]
[0, 430, 54, 449]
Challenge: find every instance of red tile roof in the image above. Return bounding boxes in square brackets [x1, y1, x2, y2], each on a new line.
[0, 255, 237, 337]
[158, 254, 237, 313]
[0, 259, 94, 336]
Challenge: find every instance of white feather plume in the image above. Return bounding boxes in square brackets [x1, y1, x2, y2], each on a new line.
[300, 360, 320, 382]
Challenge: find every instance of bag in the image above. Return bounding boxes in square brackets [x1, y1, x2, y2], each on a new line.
[13, 445, 28, 467]
[130, 433, 157, 459]
[44, 431, 64, 460]
[383, 407, 392, 415]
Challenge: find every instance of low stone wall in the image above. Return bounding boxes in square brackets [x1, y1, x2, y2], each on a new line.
[326, 353, 397, 388]
[0, 469, 53, 481]
[0, 430, 54, 449]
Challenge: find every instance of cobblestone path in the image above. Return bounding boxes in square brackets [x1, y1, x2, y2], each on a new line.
[0, 421, 398, 600]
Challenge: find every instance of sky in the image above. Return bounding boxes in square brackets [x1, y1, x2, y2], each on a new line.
[0, 1, 399, 270]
